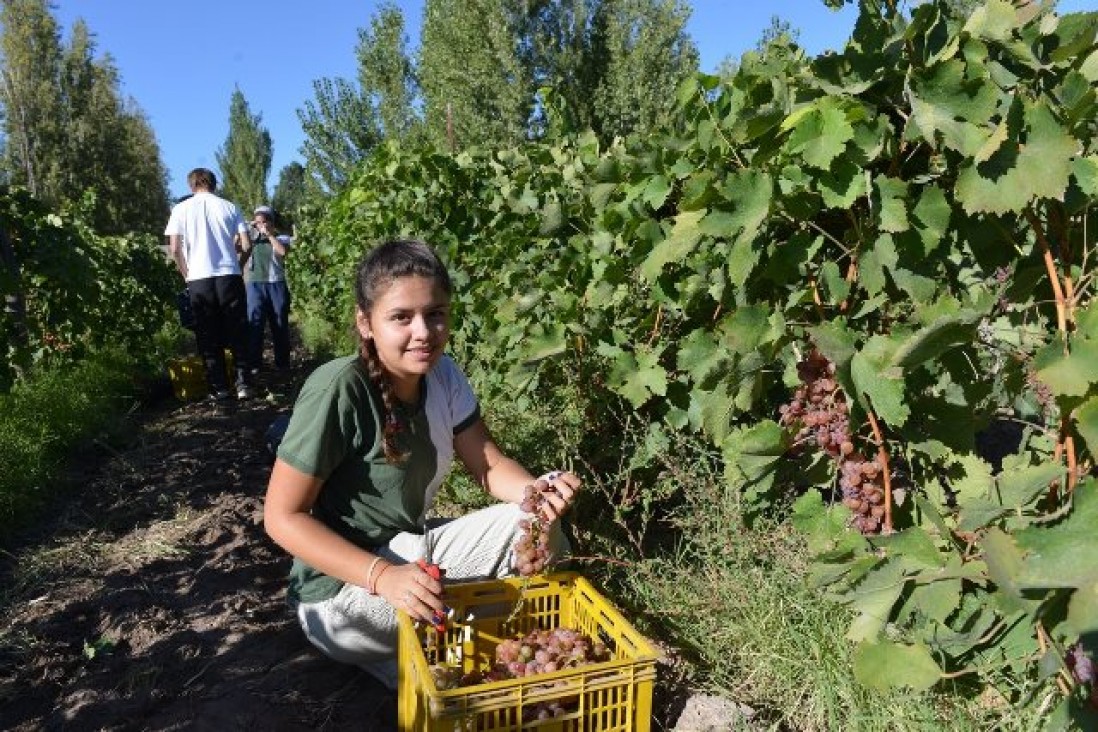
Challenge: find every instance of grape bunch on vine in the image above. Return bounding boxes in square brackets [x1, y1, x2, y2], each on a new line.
[780, 350, 888, 534]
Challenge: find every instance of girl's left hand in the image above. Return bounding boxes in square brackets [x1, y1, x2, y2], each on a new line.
[535, 470, 581, 523]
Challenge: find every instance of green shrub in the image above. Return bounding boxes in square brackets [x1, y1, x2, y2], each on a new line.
[0, 348, 140, 543]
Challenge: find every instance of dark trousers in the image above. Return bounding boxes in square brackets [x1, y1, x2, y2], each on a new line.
[188, 274, 251, 394]
[246, 280, 292, 369]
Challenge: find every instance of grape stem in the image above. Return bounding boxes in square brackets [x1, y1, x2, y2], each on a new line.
[864, 406, 893, 534]
[1036, 621, 1074, 695]
[1026, 207, 1080, 498]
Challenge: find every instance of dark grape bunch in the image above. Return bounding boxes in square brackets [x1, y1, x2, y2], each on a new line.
[779, 349, 888, 534]
[512, 478, 556, 576]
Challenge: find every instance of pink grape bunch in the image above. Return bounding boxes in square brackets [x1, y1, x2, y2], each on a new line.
[1067, 643, 1098, 710]
[779, 350, 888, 535]
[426, 626, 612, 721]
[778, 350, 852, 460]
[493, 626, 609, 679]
[839, 453, 887, 534]
[512, 477, 557, 576]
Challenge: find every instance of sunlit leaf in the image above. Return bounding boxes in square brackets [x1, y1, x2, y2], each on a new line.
[853, 641, 942, 691]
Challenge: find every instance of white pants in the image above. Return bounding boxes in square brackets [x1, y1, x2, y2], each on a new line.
[294, 503, 568, 673]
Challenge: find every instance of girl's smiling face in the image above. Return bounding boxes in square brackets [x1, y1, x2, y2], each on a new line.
[356, 274, 451, 401]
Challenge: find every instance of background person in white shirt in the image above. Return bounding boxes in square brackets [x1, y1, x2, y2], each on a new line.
[164, 168, 256, 402]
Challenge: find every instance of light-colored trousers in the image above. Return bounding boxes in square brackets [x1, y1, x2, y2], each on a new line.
[294, 503, 568, 672]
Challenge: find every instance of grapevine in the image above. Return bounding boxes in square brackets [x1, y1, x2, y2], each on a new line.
[779, 349, 888, 534]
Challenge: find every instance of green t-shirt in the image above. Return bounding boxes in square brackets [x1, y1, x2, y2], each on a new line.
[277, 354, 480, 604]
[244, 234, 290, 284]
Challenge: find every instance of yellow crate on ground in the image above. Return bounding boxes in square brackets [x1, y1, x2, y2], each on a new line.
[397, 572, 658, 732]
[166, 350, 235, 401]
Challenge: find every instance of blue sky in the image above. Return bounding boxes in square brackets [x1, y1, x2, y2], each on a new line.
[52, 0, 1096, 200]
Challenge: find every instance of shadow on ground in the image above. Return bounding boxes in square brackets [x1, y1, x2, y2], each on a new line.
[0, 359, 397, 731]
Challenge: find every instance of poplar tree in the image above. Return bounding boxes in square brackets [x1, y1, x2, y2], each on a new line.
[297, 77, 380, 195]
[419, 0, 532, 150]
[1, 4, 168, 232]
[0, 0, 64, 200]
[60, 21, 169, 233]
[356, 2, 420, 142]
[520, 0, 599, 135]
[272, 162, 307, 226]
[215, 88, 272, 211]
[588, 0, 697, 141]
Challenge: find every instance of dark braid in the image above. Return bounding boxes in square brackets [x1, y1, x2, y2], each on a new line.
[354, 239, 452, 463]
[361, 338, 405, 463]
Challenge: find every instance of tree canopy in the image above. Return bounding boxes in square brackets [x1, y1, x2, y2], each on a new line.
[215, 88, 273, 212]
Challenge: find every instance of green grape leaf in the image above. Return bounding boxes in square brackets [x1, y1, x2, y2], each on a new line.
[872, 527, 946, 569]
[846, 560, 908, 642]
[955, 102, 1078, 215]
[958, 499, 1011, 533]
[996, 462, 1063, 510]
[851, 336, 910, 427]
[891, 312, 979, 368]
[853, 641, 942, 691]
[521, 323, 567, 363]
[695, 383, 737, 444]
[902, 578, 963, 624]
[819, 260, 850, 304]
[785, 99, 855, 170]
[982, 528, 1042, 616]
[1064, 580, 1098, 636]
[819, 158, 866, 209]
[792, 489, 869, 558]
[1074, 396, 1098, 455]
[908, 59, 1001, 155]
[677, 328, 727, 383]
[642, 175, 672, 209]
[639, 209, 705, 282]
[1016, 483, 1098, 589]
[911, 185, 952, 256]
[623, 347, 667, 407]
[963, 0, 1018, 42]
[1076, 302, 1098, 340]
[1074, 156, 1098, 196]
[726, 420, 788, 481]
[1033, 339, 1098, 397]
[876, 176, 910, 233]
[808, 321, 857, 369]
[890, 267, 938, 303]
[716, 305, 774, 357]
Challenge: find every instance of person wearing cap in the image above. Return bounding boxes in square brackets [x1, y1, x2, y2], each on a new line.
[164, 168, 256, 402]
[246, 205, 293, 371]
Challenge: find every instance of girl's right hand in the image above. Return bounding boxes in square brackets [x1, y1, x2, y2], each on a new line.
[375, 561, 444, 622]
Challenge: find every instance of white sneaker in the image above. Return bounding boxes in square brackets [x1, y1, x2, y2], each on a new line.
[236, 384, 254, 400]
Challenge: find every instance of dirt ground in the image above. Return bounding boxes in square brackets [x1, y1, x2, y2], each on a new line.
[0, 357, 404, 731]
[0, 349, 718, 731]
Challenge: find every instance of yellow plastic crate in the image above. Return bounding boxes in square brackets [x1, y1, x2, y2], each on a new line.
[166, 351, 235, 401]
[397, 572, 658, 732]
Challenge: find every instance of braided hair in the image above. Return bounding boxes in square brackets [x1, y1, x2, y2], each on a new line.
[354, 239, 453, 463]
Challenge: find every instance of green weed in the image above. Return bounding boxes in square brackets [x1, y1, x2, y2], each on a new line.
[0, 348, 141, 543]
